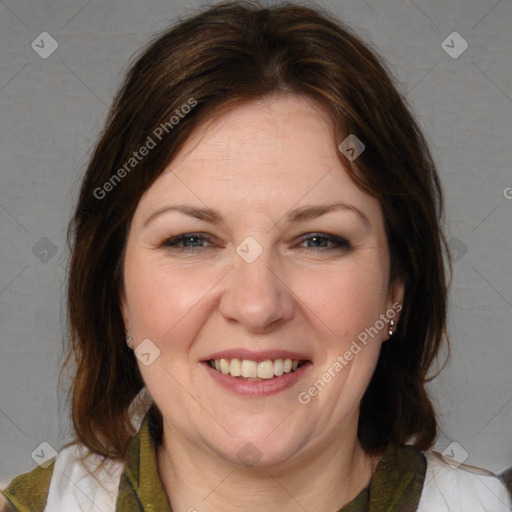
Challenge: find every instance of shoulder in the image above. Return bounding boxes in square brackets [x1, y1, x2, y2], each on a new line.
[1, 443, 125, 512]
[501, 466, 512, 497]
[417, 451, 512, 512]
[1, 459, 55, 512]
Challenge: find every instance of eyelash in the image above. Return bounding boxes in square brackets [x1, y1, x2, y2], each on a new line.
[161, 232, 350, 253]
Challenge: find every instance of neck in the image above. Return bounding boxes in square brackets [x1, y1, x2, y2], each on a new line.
[156, 423, 380, 512]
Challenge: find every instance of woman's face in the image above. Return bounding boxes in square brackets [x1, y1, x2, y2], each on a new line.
[121, 94, 403, 467]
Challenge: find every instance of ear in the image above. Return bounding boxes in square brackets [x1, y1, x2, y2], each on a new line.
[384, 279, 405, 340]
[118, 281, 130, 331]
[388, 279, 404, 310]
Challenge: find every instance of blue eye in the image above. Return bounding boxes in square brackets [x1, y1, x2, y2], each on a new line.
[299, 233, 350, 250]
[162, 233, 212, 252]
[161, 232, 350, 254]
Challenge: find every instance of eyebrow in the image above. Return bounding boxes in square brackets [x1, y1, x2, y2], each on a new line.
[143, 202, 370, 229]
[286, 202, 370, 227]
[143, 205, 223, 227]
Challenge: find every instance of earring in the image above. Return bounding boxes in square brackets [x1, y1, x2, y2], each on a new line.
[388, 319, 395, 337]
[126, 332, 134, 349]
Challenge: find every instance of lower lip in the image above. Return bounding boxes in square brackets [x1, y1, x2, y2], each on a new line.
[202, 362, 312, 397]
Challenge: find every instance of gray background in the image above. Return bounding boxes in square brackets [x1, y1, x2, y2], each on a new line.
[1, 0, 511, 488]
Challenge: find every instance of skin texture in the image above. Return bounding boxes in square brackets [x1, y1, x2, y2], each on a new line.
[120, 94, 404, 511]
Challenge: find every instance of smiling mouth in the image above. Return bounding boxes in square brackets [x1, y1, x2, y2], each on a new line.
[207, 358, 309, 381]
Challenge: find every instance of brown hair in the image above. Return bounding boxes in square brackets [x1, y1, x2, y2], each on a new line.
[63, 0, 450, 460]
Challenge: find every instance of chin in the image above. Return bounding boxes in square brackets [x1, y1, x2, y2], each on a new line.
[208, 431, 305, 470]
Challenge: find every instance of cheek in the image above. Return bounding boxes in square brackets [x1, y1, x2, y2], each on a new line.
[123, 255, 220, 346]
[294, 261, 387, 332]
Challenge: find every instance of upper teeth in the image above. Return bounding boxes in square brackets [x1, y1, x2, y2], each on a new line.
[209, 358, 302, 379]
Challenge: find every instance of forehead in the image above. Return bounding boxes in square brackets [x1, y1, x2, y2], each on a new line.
[136, 94, 382, 225]
[169, 94, 337, 175]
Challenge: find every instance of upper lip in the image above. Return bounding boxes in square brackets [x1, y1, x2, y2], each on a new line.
[202, 349, 311, 363]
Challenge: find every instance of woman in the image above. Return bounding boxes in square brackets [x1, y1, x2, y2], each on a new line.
[2, 1, 510, 511]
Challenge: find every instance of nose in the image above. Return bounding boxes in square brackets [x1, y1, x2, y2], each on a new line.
[219, 250, 295, 332]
